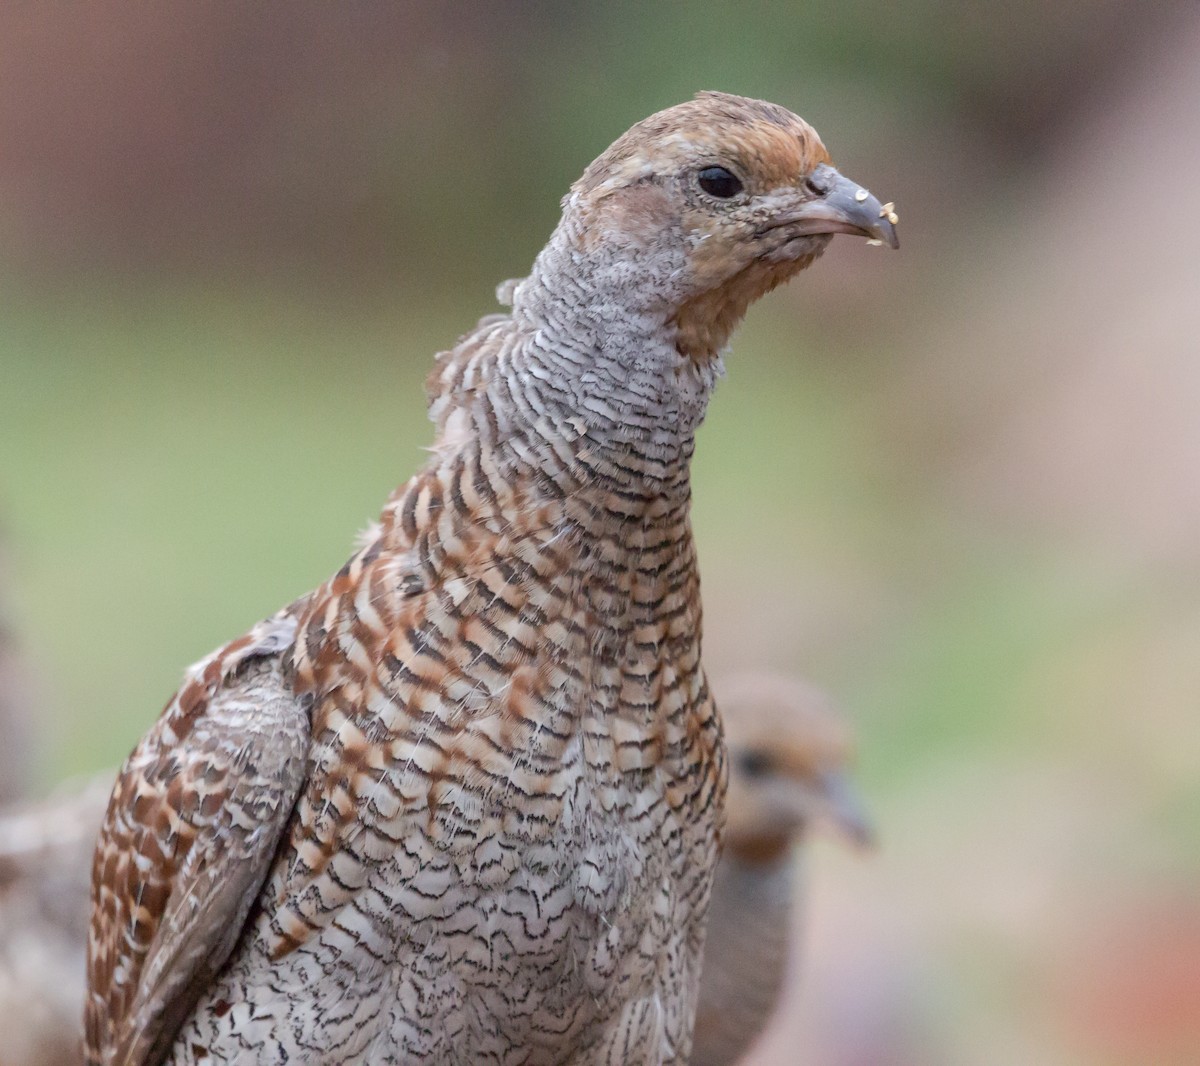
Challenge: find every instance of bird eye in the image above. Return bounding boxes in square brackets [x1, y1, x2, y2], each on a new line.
[697, 166, 744, 199]
[735, 749, 773, 778]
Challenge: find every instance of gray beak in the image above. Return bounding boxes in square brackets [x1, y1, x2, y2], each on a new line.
[816, 768, 876, 848]
[789, 162, 900, 249]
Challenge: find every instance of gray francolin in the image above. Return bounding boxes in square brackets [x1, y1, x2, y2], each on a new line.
[85, 92, 897, 1066]
[691, 674, 873, 1066]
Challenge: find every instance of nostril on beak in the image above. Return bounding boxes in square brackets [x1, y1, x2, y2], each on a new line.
[804, 164, 834, 197]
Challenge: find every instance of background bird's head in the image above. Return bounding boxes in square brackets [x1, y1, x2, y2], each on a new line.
[718, 673, 874, 863]
[563, 91, 898, 361]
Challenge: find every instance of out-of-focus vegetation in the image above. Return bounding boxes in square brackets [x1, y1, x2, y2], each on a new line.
[3, 3, 1199, 1063]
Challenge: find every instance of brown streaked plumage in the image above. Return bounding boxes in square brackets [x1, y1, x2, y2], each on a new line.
[692, 674, 872, 1066]
[86, 92, 896, 1066]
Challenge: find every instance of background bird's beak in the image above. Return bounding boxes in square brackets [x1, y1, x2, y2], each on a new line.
[815, 768, 876, 848]
[788, 162, 900, 249]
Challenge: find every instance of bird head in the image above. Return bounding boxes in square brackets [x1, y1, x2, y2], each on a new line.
[562, 91, 898, 362]
[719, 673, 874, 863]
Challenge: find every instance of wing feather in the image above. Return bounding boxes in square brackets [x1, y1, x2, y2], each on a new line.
[84, 609, 309, 1066]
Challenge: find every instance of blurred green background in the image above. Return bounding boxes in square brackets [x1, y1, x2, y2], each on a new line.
[2, 3, 1199, 1063]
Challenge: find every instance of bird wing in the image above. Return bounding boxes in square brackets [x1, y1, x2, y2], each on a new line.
[85, 609, 310, 1066]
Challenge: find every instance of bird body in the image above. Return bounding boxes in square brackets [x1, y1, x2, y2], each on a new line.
[85, 93, 896, 1066]
[691, 675, 873, 1066]
[92, 350, 721, 1063]
[692, 840, 797, 1066]
[168, 379, 720, 1064]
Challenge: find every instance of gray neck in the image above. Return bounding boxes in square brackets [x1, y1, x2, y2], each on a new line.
[431, 217, 724, 502]
[510, 215, 723, 442]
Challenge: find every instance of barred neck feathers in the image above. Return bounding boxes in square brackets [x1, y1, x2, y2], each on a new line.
[422, 91, 898, 510]
[424, 311, 707, 516]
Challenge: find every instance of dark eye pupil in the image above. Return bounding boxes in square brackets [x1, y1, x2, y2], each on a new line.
[698, 166, 743, 198]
